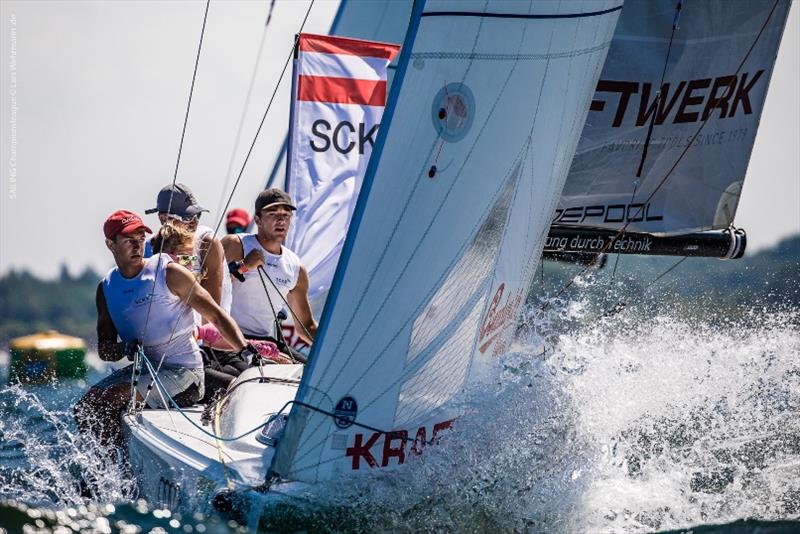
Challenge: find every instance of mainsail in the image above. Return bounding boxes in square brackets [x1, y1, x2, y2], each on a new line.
[272, 0, 623, 483]
[553, 0, 791, 239]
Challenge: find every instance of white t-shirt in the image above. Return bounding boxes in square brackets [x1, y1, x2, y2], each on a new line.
[229, 233, 301, 338]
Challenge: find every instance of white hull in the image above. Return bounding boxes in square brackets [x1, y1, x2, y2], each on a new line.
[123, 365, 307, 511]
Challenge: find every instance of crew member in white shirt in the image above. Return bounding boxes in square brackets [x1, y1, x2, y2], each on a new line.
[222, 188, 317, 354]
[74, 210, 254, 448]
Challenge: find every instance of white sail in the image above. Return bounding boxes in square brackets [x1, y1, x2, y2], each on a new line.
[263, 0, 413, 192]
[555, 0, 792, 235]
[285, 34, 400, 322]
[329, 0, 413, 61]
[272, 0, 623, 483]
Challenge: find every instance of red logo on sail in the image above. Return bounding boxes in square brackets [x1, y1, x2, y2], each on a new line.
[345, 419, 455, 470]
[478, 283, 521, 355]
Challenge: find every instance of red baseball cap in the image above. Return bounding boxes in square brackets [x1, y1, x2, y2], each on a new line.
[226, 208, 251, 228]
[103, 210, 153, 240]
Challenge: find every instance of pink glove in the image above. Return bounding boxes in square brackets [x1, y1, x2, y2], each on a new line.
[251, 340, 293, 364]
[196, 323, 223, 345]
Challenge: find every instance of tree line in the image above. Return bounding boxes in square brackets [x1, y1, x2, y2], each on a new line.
[1, 235, 798, 347]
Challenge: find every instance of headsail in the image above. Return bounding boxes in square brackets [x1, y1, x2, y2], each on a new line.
[272, 0, 623, 483]
[285, 34, 400, 320]
[554, 0, 792, 237]
[263, 0, 413, 191]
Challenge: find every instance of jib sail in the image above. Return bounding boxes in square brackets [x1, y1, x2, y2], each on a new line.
[272, 0, 623, 483]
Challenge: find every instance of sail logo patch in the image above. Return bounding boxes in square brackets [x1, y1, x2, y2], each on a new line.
[478, 283, 522, 356]
[334, 396, 358, 429]
[553, 202, 663, 225]
[589, 71, 765, 128]
[431, 82, 475, 143]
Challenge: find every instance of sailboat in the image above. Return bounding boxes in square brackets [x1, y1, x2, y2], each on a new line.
[121, 0, 791, 517]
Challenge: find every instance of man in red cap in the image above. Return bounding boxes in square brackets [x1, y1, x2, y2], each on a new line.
[225, 208, 251, 235]
[74, 210, 256, 448]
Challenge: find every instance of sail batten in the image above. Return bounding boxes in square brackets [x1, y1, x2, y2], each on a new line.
[273, 0, 622, 483]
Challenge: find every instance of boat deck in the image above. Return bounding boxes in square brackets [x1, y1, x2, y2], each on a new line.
[123, 365, 304, 507]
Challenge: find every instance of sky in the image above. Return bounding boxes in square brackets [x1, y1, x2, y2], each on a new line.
[0, 0, 798, 279]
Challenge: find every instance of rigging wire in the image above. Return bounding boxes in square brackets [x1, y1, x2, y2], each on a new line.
[612, 1, 680, 286]
[213, 0, 278, 218]
[257, 265, 314, 343]
[130, 0, 212, 412]
[209, 0, 316, 243]
[254, 265, 296, 357]
[137, 0, 317, 411]
[635, 0, 682, 178]
[540, 0, 782, 314]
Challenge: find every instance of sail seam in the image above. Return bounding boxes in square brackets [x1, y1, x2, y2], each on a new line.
[411, 41, 611, 61]
[421, 6, 623, 20]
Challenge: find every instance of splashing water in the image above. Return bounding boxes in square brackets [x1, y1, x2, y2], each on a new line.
[249, 303, 800, 532]
[0, 383, 137, 506]
[1, 299, 798, 532]
[555, 309, 800, 532]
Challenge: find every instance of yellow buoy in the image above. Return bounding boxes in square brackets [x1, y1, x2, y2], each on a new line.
[9, 330, 87, 384]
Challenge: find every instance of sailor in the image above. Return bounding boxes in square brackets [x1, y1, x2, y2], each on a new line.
[144, 183, 231, 312]
[74, 210, 255, 447]
[222, 188, 317, 355]
[225, 208, 251, 235]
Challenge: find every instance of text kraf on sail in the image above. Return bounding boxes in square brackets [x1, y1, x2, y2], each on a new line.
[589, 70, 765, 127]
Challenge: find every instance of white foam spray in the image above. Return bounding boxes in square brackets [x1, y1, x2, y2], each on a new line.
[252, 296, 800, 532]
[0, 384, 136, 506]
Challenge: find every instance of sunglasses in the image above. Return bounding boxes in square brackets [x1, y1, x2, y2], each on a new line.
[167, 213, 201, 223]
[175, 254, 198, 267]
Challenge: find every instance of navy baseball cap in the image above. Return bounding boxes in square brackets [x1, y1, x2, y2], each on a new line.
[144, 183, 209, 218]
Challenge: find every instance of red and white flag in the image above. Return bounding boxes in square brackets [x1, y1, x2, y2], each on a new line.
[284, 33, 400, 348]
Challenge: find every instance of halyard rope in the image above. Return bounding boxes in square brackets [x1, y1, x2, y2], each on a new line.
[135, 1, 316, 411]
[213, 0, 278, 218]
